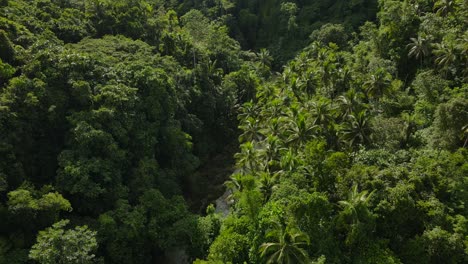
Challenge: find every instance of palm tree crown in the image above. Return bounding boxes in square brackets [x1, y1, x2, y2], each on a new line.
[259, 222, 310, 264]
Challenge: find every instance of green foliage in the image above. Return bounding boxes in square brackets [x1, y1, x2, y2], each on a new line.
[7, 189, 71, 212]
[204, 0, 468, 263]
[371, 116, 406, 149]
[1, 0, 468, 263]
[259, 223, 310, 264]
[29, 220, 97, 264]
[221, 0, 378, 65]
[208, 231, 250, 263]
[420, 226, 466, 263]
[430, 97, 468, 149]
[0, 58, 15, 82]
[412, 70, 450, 104]
[311, 23, 348, 48]
[0, 1, 254, 262]
[0, 30, 14, 63]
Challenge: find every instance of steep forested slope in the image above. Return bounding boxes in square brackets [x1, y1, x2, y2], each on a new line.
[0, 0, 259, 262]
[197, 0, 468, 263]
[0, 0, 467, 264]
[178, 0, 378, 66]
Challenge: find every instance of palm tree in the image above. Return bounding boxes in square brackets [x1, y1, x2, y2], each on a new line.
[259, 222, 310, 264]
[225, 173, 243, 201]
[406, 0, 424, 15]
[257, 85, 277, 103]
[432, 41, 457, 76]
[282, 64, 294, 84]
[225, 173, 257, 204]
[234, 141, 259, 173]
[407, 35, 429, 65]
[316, 46, 329, 63]
[307, 100, 339, 145]
[434, 0, 456, 17]
[259, 118, 282, 138]
[401, 112, 417, 147]
[363, 68, 392, 100]
[462, 124, 468, 148]
[459, 32, 468, 80]
[238, 117, 262, 143]
[257, 48, 273, 70]
[205, 59, 223, 80]
[294, 73, 318, 100]
[261, 100, 287, 123]
[258, 172, 279, 202]
[238, 101, 260, 122]
[286, 113, 318, 148]
[340, 110, 372, 147]
[279, 149, 303, 173]
[294, 52, 311, 72]
[336, 89, 367, 119]
[289, 76, 305, 103]
[338, 185, 375, 224]
[335, 66, 352, 94]
[258, 135, 284, 169]
[309, 100, 335, 127]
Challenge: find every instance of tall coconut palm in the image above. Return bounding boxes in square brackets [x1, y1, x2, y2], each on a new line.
[340, 110, 372, 147]
[308, 100, 339, 144]
[289, 76, 305, 103]
[336, 89, 367, 120]
[259, 118, 282, 138]
[434, 0, 456, 17]
[225, 173, 243, 201]
[205, 59, 223, 80]
[258, 135, 284, 168]
[225, 173, 256, 204]
[407, 35, 430, 65]
[238, 101, 260, 122]
[309, 100, 335, 127]
[401, 112, 417, 147]
[335, 66, 352, 95]
[282, 64, 295, 84]
[363, 68, 392, 100]
[258, 172, 279, 202]
[338, 185, 375, 224]
[279, 149, 304, 174]
[259, 222, 310, 264]
[234, 141, 259, 173]
[294, 52, 311, 73]
[286, 113, 318, 148]
[459, 32, 468, 80]
[239, 117, 263, 143]
[462, 124, 468, 148]
[261, 99, 286, 122]
[294, 73, 318, 100]
[432, 41, 457, 76]
[257, 85, 277, 103]
[258, 48, 273, 69]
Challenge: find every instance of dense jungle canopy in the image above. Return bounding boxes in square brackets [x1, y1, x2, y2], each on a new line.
[0, 0, 467, 263]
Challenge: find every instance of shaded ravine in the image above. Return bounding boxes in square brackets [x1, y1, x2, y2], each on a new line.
[165, 175, 234, 264]
[165, 147, 237, 263]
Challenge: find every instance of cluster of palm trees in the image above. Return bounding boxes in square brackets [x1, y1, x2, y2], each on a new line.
[221, 1, 467, 263]
[238, 91, 373, 155]
[255, 183, 375, 264]
[259, 221, 310, 264]
[407, 35, 461, 74]
[406, 1, 467, 78]
[230, 48, 380, 263]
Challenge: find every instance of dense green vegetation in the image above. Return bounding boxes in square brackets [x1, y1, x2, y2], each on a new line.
[0, 0, 467, 263]
[178, 0, 378, 66]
